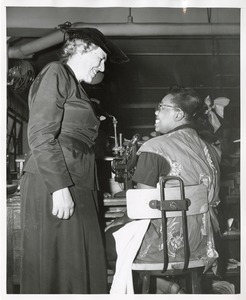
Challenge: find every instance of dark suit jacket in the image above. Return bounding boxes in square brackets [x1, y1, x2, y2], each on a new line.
[24, 62, 100, 194]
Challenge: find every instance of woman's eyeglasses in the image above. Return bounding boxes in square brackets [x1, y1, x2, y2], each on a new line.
[158, 103, 181, 112]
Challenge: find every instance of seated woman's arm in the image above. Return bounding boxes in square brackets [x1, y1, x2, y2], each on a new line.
[105, 152, 170, 230]
[135, 182, 155, 189]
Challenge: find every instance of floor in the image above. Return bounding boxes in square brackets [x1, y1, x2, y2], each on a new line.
[107, 267, 240, 294]
[10, 268, 240, 295]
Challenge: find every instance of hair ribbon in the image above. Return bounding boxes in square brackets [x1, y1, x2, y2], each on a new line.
[204, 96, 230, 132]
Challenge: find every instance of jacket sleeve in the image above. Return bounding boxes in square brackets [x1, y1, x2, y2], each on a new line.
[27, 62, 74, 194]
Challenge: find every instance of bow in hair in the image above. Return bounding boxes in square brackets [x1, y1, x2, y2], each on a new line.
[204, 96, 230, 132]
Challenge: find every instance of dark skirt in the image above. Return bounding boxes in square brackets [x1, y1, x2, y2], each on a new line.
[20, 172, 108, 294]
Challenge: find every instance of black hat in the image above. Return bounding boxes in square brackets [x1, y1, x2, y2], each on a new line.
[65, 27, 129, 64]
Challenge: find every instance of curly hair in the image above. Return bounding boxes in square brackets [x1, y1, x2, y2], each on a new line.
[168, 86, 216, 143]
[59, 37, 98, 62]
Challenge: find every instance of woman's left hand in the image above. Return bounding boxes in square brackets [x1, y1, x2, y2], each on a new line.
[52, 187, 74, 219]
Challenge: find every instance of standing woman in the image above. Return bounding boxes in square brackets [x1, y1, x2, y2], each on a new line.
[20, 28, 128, 294]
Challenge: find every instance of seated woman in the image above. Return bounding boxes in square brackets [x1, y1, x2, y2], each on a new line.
[106, 86, 222, 294]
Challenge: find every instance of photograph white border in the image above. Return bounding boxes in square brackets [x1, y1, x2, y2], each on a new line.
[1, 1, 245, 300]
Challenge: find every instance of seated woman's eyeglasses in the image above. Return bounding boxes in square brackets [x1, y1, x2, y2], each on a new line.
[158, 103, 181, 111]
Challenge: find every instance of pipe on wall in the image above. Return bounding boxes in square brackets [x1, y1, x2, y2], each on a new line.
[8, 22, 240, 59]
[8, 29, 66, 59]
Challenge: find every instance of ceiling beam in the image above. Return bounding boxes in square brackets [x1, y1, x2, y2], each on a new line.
[7, 23, 240, 38]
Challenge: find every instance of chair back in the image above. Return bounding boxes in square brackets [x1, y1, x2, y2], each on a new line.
[126, 183, 208, 219]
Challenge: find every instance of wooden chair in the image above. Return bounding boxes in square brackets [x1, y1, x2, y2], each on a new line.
[126, 176, 209, 294]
